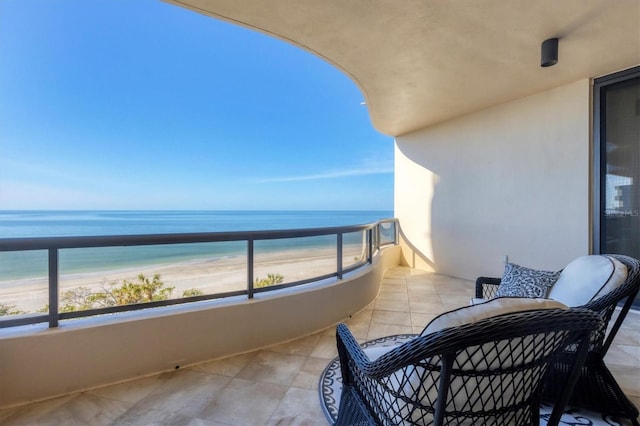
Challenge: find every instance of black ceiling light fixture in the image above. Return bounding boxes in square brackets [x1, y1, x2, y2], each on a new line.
[541, 37, 559, 67]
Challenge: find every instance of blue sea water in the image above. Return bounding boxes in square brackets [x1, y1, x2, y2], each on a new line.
[0, 210, 393, 280]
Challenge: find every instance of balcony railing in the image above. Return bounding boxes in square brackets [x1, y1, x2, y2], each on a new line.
[0, 218, 398, 329]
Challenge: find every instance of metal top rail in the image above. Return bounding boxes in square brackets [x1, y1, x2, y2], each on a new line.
[0, 222, 381, 251]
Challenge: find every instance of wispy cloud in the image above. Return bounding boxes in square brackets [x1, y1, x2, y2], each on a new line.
[0, 157, 105, 187]
[253, 165, 393, 183]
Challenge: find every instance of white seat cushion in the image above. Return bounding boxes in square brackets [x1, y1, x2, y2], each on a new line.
[422, 297, 567, 336]
[363, 344, 421, 424]
[364, 344, 401, 361]
[547, 255, 628, 307]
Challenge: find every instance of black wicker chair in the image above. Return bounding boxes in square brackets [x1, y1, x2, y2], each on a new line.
[335, 308, 602, 426]
[476, 254, 640, 425]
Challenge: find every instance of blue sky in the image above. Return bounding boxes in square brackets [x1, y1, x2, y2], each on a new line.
[0, 0, 394, 211]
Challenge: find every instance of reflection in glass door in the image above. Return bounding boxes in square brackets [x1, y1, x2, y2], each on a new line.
[594, 67, 639, 307]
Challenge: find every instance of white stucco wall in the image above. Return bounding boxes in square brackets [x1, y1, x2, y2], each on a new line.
[395, 79, 591, 279]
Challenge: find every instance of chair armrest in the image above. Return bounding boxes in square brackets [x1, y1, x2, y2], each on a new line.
[475, 277, 501, 299]
[336, 324, 432, 381]
[336, 323, 373, 384]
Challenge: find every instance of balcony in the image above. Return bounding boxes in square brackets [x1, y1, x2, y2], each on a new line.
[0, 1, 638, 423]
[0, 265, 638, 424]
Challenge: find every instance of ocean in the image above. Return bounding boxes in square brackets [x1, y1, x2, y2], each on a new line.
[0, 210, 393, 280]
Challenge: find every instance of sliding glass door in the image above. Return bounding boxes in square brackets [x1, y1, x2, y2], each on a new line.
[594, 67, 640, 307]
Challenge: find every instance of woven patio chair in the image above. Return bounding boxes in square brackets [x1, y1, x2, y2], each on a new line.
[476, 254, 640, 425]
[335, 307, 602, 426]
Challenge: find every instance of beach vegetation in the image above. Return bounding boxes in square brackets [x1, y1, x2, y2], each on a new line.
[0, 303, 25, 316]
[59, 274, 175, 312]
[60, 286, 97, 312]
[182, 288, 204, 297]
[254, 273, 284, 288]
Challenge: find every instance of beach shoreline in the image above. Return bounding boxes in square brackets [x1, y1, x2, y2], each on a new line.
[0, 244, 367, 313]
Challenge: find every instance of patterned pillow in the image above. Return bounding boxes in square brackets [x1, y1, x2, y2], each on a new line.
[495, 262, 560, 298]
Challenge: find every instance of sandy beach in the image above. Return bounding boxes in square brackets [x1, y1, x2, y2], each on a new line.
[0, 244, 367, 313]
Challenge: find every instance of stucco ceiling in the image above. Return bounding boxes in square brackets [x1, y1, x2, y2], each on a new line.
[166, 0, 640, 136]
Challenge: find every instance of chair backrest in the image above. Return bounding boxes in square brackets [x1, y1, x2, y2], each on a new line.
[547, 255, 628, 307]
[579, 254, 640, 355]
[344, 308, 601, 426]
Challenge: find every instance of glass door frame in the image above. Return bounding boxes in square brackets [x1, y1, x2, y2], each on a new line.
[592, 66, 640, 256]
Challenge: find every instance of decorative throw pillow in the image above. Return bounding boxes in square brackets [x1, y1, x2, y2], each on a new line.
[495, 262, 560, 298]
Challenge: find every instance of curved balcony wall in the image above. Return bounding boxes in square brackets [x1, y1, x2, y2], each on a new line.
[0, 230, 400, 408]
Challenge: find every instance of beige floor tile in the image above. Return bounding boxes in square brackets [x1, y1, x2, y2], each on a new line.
[341, 319, 371, 341]
[112, 404, 196, 425]
[613, 326, 640, 346]
[364, 300, 376, 310]
[376, 289, 409, 301]
[406, 272, 434, 287]
[409, 300, 450, 315]
[126, 369, 231, 418]
[367, 323, 414, 340]
[438, 294, 473, 307]
[605, 344, 640, 368]
[405, 279, 435, 289]
[348, 307, 374, 323]
[87, 372, 168, 405]
[200, 378, 287, 425]
[266, 333, 322, 356]
[407, 287, 439, 299]
[185, 418, 234, 426]
[0, 395, 77, 425]
[378, 279, 407, 289]
[383, 273, 408, 282]
[405, 269, 434, 279]
[291, 357, 330, 390]
[405, 268, 434, 277]
[267, 387, 327, 426]
[608, 365, 640, 397]
[371, 309, 412, 326]
[310, 335, 339, 359]
[410, 312, 437, 329]
[4, 393, 130, 426]
[433, 285, 474, 296]
[236, 350, 307, 386]
[431, 273, 467, 283]
[193, 352, 256, 377]
[374, 298, 410, 312]
[320, 325, 339, 336]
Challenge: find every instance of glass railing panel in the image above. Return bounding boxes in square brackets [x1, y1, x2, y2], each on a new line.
[379, 221, 397, 246]
[342, 230, 368, 270]
[0, 250, 49, 316]
[253, 236, 337, 288]
[57, 242, 247, 313]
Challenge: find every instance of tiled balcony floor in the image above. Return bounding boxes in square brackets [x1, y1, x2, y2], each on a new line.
[0, 266, 638, 425]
